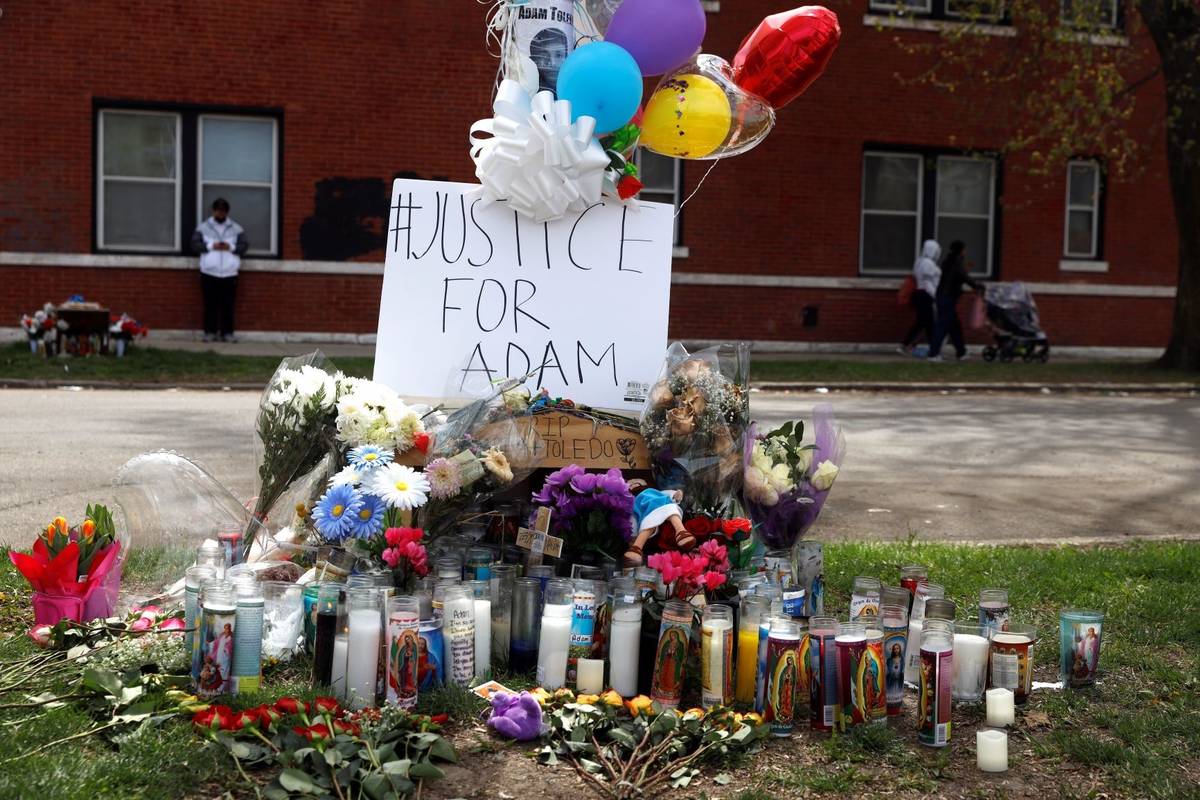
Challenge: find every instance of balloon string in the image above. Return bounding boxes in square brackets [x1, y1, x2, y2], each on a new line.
[480, 0, 517, 102]
[675, 160, 720, 218]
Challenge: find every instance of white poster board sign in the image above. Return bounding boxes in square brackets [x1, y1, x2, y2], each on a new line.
[373, 179, 674, 411]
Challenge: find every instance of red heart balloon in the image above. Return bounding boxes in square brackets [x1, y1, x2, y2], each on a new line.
[731, 6, 841, 110]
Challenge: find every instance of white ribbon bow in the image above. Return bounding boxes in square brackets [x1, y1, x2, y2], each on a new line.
[469, 79, 613, 223]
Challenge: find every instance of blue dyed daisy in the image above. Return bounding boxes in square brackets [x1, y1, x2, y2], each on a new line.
[349, 492, 386, 539]
[348, 444, 393, 471]
[311, 484, 364, 542]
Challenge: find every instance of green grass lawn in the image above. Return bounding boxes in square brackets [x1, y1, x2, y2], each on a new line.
[0, 541, 1196, 798]
[2, 342, 1195, 387]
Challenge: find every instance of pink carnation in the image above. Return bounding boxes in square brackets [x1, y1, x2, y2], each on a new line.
[130, 616, 154, 632]
[381, 547, 401, 568]
[701, 571, 727, 591]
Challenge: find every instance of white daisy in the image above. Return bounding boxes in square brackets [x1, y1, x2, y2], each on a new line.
[366, 463, 430, 510]
[328, 465, 363, 487]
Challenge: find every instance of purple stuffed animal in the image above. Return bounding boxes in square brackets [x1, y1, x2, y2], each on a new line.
[486, 691, 545, 741]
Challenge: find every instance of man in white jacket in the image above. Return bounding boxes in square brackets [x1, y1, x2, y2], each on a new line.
[899, 240, 941, 355]
[191, 198, 249, 343]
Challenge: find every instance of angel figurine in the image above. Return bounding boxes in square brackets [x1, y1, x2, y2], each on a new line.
[623, 481, 697, 568]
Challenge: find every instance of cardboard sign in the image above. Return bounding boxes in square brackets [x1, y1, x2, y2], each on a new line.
[529, 411, 650, 470]
[374, 179, 674, 411]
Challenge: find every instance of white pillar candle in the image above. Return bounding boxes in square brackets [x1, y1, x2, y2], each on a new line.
[474, 598, 492, 680]
[903, 619, 924, 685]
[330, 633, 348, 699]
[536, 603, 572, 689]
[701, 616, 734, 707]
[346, 609, 381, 709]
[986, 688, 1015, 726]
[444, 589, 476, 687]
[977, 729, 1009, 772]
[952, 631, 991, 702]
[608, 604, 641, 698]
[577, 658, 604, 694]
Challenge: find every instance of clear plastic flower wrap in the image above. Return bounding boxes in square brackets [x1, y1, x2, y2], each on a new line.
[638, 342, 751, 514]
[740, 404, 846, 550]
[112, 451, 249, 606]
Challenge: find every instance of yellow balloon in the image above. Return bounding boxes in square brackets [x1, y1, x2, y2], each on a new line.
[641, 73, 732, 159]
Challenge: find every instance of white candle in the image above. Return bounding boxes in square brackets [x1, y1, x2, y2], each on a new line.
[952, 632, 991, 702]
[986, 688, 1015, 726]
[474, 598, 492, 680]
[536, 604, 572, 689]
[330, 633, 348, 699]
[977, 729, 1008, 772]
[346, 609, 380, 709]
[577, 658, 604, 694]
[608, 606, 641, 698]
[444, 590, 476, 687]
[491, 616, 511, 662]
[903, 619, 923, 685]
[701, 618, 734, 707]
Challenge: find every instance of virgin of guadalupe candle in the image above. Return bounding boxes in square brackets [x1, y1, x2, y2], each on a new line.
[952, 623, 990, 703]
[808, 616, 839, 731]
[651, 599, 694, 710]
[346, 588, 384, 709]
[850, 577, 882, 621]
[567, 579, 598, 686]
[442, 586, 475, 687]
[608, 589, 642, 697]
[737, 596, 769, 705]
[386, 596, 420, 708]
[195, 580, 236, 698]
[861, 617, 887, 723]
[791, 540, 824, 616]
[835, 622, 868, 732]
[881, 604, 909, 716]
[701, 605, 734, 707]
[185, 566, 216, 655]
[764, 617, 802, 736]
[417, 617, 444, 690]
[979, 589, 1010, 636]
[536, 579, 574, 689]
[989, 624, 1037, 702]
[918, 620, 954, 747]
[1060, 609, 1104, 688]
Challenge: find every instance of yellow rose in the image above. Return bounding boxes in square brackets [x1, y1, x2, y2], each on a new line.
[682, 708, 705, 722]
[599, 689, 624, 707]
[810, 459, 840, 492]
[530, 687, 552, 706]
[575, 693, 601, 706]
[625, 695, 654, 717]
[552, 688, 576, 705]
[741, 711, 764, 726]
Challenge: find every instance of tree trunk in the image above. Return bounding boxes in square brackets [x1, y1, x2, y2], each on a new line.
[1141, 1, 1200, 370]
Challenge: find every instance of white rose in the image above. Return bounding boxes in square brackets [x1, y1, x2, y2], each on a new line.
[810, 460, 840, 492]
[795, 447, 813, 474]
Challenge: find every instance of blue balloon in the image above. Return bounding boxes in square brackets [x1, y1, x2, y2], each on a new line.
[556, 42, 643, 134]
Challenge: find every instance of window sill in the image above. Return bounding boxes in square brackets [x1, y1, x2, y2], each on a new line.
[1060, 259, 1109, 273]
[862, 13, 1017, 36]
[1056, 29, 1128, 47]
[672, 246, 690, 259]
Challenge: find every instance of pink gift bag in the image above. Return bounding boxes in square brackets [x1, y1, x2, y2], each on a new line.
[31, 562, 122, 625]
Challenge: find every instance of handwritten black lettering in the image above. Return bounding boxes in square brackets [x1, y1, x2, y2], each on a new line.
[390, 191, 421, 257]
[514, 279, 550, 333]
[440, 193, 467, 264]
[411, 191, 440, 259]
[567, 202, 603, 270]
[506, 342, 531, 379]
[537, 340, 568, 388]
[459, 343, 496, 390]
[476, 278, 506, 332]
[576, 341, 617, 385]
[441, 277, 472, 333]
[618, 205, 649, 273]
[468, 199, 494, 267]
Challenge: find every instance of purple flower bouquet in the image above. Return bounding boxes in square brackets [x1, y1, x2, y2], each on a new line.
[531, 465, 635, 556]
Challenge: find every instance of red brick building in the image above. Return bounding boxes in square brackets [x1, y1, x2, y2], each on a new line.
[0, 0, 1177, 352]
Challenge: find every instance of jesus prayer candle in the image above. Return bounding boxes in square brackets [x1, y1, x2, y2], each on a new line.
[881, 603, 909, 716]
[701, 605, 734, 707]
[386, 596, 420, 709]
[835, 622, 868, 732]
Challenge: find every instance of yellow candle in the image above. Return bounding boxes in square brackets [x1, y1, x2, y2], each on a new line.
[736, 627, 760, 703]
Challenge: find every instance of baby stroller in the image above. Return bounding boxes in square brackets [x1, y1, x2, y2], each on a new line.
[981, 282, 1050, 363]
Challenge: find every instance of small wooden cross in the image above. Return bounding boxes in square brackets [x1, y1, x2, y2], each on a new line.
[516, 506, 562, 567]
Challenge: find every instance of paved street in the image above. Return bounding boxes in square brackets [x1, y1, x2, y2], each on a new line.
[2, 388, 1198, 545]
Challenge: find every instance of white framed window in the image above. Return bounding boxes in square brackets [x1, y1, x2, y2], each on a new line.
[1061, 0, 1120, 28]
[97, 110, 181, 251]
[198, 115, 278, 255]
[868, 0, 933, 13]
[1064, 159, 1101, 258]
[935, 155, 996, 276]
[636, 150, 682, 245]
[860, 152, 923, 273]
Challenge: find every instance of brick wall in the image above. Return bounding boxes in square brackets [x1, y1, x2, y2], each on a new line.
[0, 0, 1179, 346]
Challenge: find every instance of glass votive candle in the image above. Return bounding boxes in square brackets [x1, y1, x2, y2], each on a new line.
[989, 623, 1037, 703]
[977, 729, 1009, 772]
[952, 622, 990, 703]
[1060, 609, 1104, 688]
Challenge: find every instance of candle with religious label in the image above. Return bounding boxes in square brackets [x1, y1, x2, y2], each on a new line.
[861, 616, 887, 723]
[230, 576, 263, 694]
[754, 598, 773, 713]
[899, 564, 928, 614]
[608, 585, 641, 697]
[737, 596, 768, 705]
[577, 658, 604, 694]
[905, 582, 946, 684]
[185, 566, 217, 655]
[918, 619, 954, 747]
[881, 603, 909, 716]
[417, 616, 444, 690]
[567, 578, 599, 686]
[989, 624, 1037, 703]
[850, 577, 882, 621]
[195, 580, 236, 698]
[977, 729, 1009, 772]
[346, 587, 384, 709]
[835, 622, 868, 731]
[1060, 609, 1104, 688]
[386, 596, 420, 708]
[701, 605, 734, 707]
[651, 599, 694, 710]
[511, 577, 542, 674]
[466, 580, 491, 680]
[795, 617, 811, 713]
[953, 622, 990, 703]
[979, 588, 1010, 636]
[985, 688, 1015, 726]
[808, 616, 839, 731]
[791, 540, 824, 616]
[442, 585, 475, 687]
[764, 616, 802, 737]
[490, 564, 517, 666]
[537, 579, 574, 689]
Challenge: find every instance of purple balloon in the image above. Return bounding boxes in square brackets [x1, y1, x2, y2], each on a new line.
[604, 0, 706, 76]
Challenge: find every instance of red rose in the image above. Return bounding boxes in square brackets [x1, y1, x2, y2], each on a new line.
[255, 704, 281, 729]
[429, 713, 449, 725]
[333, 719, 362, 736]
[684, 517, 714, 537]
[617, 174, 644, 200]
[312, 696, 341, 715]
[720, 518, 752, 538]
[229, 709, 261, 731]
[295, 723, 332, 742]
[274, 697, 306, 716]
[193, 705, 232, 731]
[413, 433, 431, 455]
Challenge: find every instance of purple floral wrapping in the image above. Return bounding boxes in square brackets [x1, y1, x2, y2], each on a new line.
[530, 464, 635, 542]
[742, 405, 846, 550]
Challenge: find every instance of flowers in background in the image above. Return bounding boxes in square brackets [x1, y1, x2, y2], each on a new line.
[531, 465, 635, 554]
[310, 483, 363, 542]
[335, 377, 426, 452]
[20, 304, 58, 340]
[268, 365, 338, 412]
[328, 465, 363, 487]
[366, 464, 431, 511]
[108, 312, 149, 339]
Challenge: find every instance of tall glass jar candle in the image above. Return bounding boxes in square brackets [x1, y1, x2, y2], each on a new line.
[737, 596, 769, 705]
[952, 622, 990, 702]
[790, 540, 824, 616]
[489, 565, 518, 667]
[979, 589, 1010, 636]
[881, 586, 910, 610]
[262, 580, 304, 661]
[442, 585, 475, 687]
[764, 616, 802, 736]
[701, 605, 734, 707]
[466, 580, 491, 680]
[835, 622, 868, 731]
[537, 579, 574, 689]
[881, 603, 910, 716]
[1060, 609, 1104, 688]
[905, 582, 946, 684]
[331, 591, 349, 698]
[195, 580, 236, 698]
[755, 583, 784, 616]
[651, 599, 694, 710]
[510, 577, 542, 674]
[416, 616, 444, 691]
[345, 587, 384, 709]
[924, 599, 957, 622]
[850, 577, 882, 621]
[899, 565, 928, 613]
[435, 555, 463, 581]
[860, 616, 887, 723]
[229, 576, 262, 694]
[195, 541, 226, 578]
[608, 586, 642, 697]
[989, 623, 1037, 703]
[809, 616, 839, 731]
[386, 596, 420, 708]
[465, 548, 493, 581]
[568, 578, 599, 686]
[918, 620, 954, 747]
[184, 566, 217, 655]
